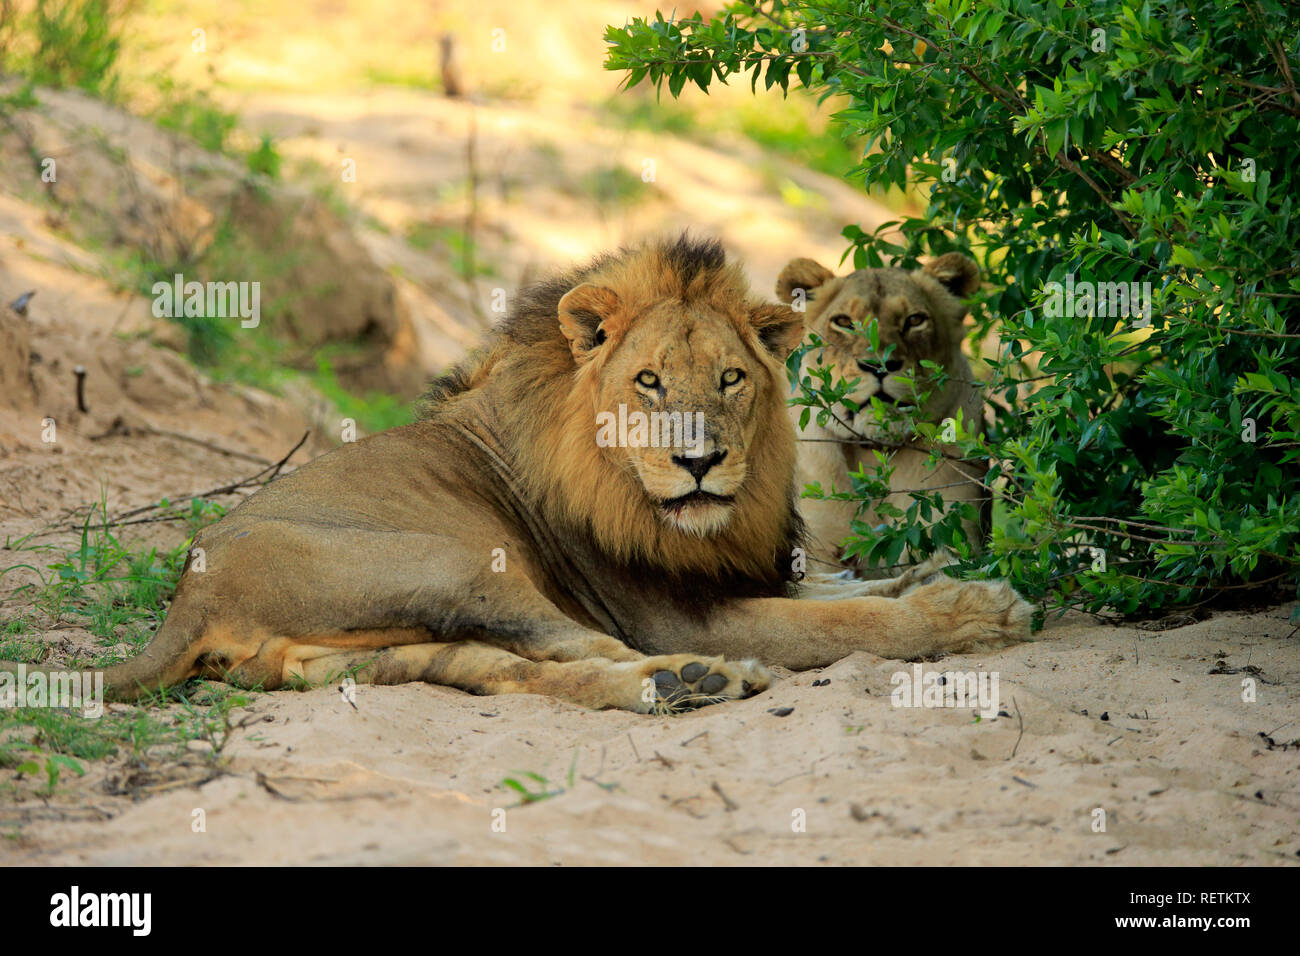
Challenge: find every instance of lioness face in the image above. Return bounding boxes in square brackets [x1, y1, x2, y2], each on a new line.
[777, 253, 981, 440]
[558, 284, 801, 537]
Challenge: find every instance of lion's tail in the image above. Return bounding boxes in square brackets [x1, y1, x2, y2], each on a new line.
[0, 602, 205, 703]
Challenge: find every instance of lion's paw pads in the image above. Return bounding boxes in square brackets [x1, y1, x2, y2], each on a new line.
[645, 656, 770, 710]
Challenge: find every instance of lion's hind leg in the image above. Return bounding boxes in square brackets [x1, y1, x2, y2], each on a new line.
[201, 626, 432, 691]
[291, 641, 770, 713]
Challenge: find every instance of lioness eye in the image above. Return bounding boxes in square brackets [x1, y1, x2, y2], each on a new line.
[903, 313, 928, 330]
[831, 314, 853, 329]
[721, 368, 744, 388]
[636, 370, 659, 389]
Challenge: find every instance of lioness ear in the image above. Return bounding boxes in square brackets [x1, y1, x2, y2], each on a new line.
[557, 283, 620, 362]
[750, 303, 804, 358]
[775, 258, 834, 305]
[923, 253, 981, 299]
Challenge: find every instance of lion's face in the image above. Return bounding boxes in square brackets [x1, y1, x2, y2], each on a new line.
[558, 281, 801, 537]
[777, 253, 980, 440]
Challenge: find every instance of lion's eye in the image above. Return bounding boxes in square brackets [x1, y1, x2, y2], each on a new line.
[903, 313, 928, 331]
[635, 370, 659, 389]
[720, 368, 745, 389]
[830, 314, 853, 329]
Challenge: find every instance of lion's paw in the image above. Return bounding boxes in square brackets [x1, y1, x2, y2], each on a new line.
[624, 655, 771, 713]
[905, 578, 1033, 655]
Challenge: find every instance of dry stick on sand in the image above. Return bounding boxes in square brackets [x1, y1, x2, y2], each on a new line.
[710, 781, 740, 812]
[134, 427, 272, 466]
[1009, 696, 1025, 759]
[91, 418, 273, 467]
[118, 430, 309, 522]
[47, 431, 310, 536]
[73, 366, 88, 413]
[439, 32, 464, 98]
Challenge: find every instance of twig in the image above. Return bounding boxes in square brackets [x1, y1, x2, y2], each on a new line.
[1266, 717, 1299, 737]
[73, 366, 88, 413]
[1008, 695, 1024, 759]
[41, 431, 309, 537]
[710, 781, 739, 811]
[90, 419, 273, 466]
[113, 430, 308, 522]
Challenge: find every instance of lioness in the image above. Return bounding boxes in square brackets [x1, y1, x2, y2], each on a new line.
[777, 254, 991, 575]
[4, 237, 1029, 712]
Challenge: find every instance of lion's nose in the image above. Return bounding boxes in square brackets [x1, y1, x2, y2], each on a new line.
[672, 449, 727, 483]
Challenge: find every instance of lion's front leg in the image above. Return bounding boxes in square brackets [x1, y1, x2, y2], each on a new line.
[647, 577, 1032, 669]
[475, 621, 648, 663]
[798, 548, 960, 600]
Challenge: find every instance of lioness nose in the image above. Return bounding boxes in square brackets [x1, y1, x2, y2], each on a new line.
[673, 449, 727, 483]
[857, 358, 904, 376]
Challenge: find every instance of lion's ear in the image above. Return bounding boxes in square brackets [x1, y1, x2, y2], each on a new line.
[923, 253, 981, 299]
[775, 258, 834, 304]
[750, 303, 804, 358]
[557, 284, 620, 362]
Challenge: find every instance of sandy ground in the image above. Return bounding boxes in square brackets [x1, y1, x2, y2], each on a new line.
[2, 604, 1298, 865]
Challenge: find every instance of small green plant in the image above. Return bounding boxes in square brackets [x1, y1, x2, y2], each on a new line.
[405, 222, 496, 278]
[572, 164, 653, 207]
[0, 83, 39, 110]
[1, 491, 223, 666]
[600, 93, 698, 136]
[8, 745, 85, 796]
[151, 81, 238, 154]
[310, 354, 413, 434]
[173, 689, 253, 756]
[500, 770, 563, 805]
[246, 134, 282, 180]
[0, 492, 258, 793]
[362, 65, 438, 90]
[0, 614, 45, 664]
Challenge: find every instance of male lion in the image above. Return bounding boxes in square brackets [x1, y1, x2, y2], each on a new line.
[777, 253, 991, 576]
[4, 237, 1029, 712]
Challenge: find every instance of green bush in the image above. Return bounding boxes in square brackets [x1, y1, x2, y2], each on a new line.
[606, 0, 1300, 616]
[150, 79, 238, 154]
[24, 0, 130, 95]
